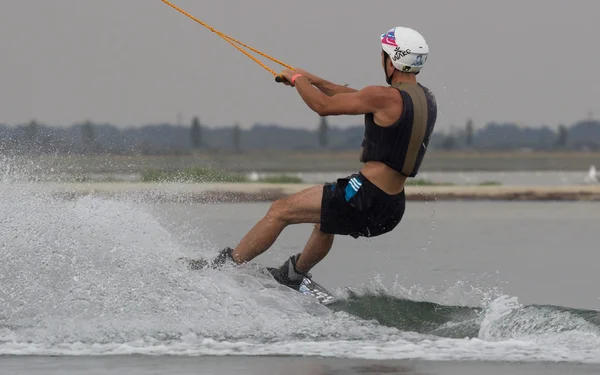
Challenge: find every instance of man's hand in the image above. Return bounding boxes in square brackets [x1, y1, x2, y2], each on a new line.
[289, 68, 317, 83]
[282, 68, 327, 87]
[277, 69, 296, 86]
[277, 68, 310, 87]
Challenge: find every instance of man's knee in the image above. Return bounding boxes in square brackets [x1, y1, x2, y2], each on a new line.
[266, 186, 323, 225]
[266, 198, 293, 224]
[266, 197, 318, 225]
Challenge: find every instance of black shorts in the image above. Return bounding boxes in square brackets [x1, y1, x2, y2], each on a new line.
[320, 172, 406, 239]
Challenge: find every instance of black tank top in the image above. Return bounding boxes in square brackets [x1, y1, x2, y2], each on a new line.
[360, 82, 437, 178]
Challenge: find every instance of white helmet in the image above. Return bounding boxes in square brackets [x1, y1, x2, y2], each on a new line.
[381, 26, 429, 77]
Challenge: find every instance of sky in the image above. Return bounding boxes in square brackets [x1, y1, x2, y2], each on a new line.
[1, 0, 599, 131]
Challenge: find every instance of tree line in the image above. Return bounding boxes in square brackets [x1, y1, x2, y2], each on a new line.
[1, 116, 599, 156]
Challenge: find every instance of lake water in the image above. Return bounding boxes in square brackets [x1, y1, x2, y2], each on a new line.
[2, 180, 600, 374]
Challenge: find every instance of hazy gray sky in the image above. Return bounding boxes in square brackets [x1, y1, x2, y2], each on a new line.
[1, 0, 598, 130]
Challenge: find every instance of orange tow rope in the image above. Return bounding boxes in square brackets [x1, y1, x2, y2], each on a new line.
[161, 0, 291, 82]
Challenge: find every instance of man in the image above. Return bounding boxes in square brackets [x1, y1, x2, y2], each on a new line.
[197, 26, 437, 290]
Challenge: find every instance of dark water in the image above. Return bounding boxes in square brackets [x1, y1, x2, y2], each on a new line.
[329, 293, 600, 340]
[2, 177, 600, 374]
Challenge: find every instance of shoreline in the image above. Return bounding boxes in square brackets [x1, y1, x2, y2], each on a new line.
[12, 182, 600, 202]
[4, 151, 600, 173]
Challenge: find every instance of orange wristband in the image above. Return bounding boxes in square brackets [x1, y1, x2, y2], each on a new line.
[291, 74, 303, 84]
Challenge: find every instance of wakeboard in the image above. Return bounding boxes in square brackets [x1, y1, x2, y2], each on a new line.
[266, 267, 335, 306]
[180, 256, 335, 305]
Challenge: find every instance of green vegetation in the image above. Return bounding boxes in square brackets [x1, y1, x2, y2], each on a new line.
[141, 168, 247, 183]
[477, 180, 502, 186]
[260, 175, 303, 184]
[406, 178, 454, 186]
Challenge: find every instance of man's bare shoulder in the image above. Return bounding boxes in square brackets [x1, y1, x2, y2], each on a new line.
[358, 85, 403, 107]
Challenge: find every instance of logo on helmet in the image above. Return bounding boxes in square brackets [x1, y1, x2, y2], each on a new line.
[414, 54, 426, 66]
[381, 30, 397, 47]
[393, 47, 411, 61]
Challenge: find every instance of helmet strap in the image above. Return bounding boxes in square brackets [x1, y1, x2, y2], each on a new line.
[383, 53, 394, 85]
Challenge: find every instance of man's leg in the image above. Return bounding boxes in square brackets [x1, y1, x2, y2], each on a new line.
[231, 185, 324, 264]
[295, 224, 334, 274]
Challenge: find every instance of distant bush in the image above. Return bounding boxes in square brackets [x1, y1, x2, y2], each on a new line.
[406, 178, 454, 186]
[477, 180, 502, 186]
[260, 175, 303, 184]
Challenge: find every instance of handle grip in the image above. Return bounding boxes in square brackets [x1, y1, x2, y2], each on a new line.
[275, 75, 286, 83]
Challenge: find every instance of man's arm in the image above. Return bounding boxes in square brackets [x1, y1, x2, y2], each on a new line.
[293, 76, 386, 117]
[293, 69, 357, 96]
[312, 77, 358, 96]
